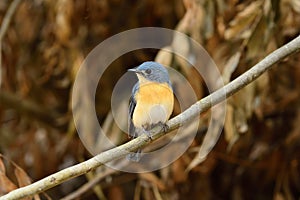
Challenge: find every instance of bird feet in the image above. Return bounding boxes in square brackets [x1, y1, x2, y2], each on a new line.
[157, 122, 169, 133]
[143, 129, 153, 140]
[144, 122, 169, 139]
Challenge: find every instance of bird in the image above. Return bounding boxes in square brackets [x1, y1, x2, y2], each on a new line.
[127, 61, 174, 162]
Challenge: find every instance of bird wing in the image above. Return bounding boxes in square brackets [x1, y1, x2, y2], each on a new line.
[128, 83, 139, 138]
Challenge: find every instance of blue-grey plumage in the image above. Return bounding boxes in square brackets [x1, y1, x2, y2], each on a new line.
[128, 61, 172, 84]
[127, 61, 174, 162]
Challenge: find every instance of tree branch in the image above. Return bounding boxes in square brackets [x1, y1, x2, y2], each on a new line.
[1, 34, 300, 200]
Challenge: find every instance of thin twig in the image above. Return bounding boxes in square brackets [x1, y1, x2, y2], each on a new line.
[0, 0, 22, 87]
[61, 168, 116, 200]
[1, 34, 300, 200]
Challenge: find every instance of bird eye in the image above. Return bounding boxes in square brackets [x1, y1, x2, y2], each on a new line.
[145, 69, 152, 74]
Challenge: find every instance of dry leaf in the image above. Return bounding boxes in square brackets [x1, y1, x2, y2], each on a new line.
[225, 83, 255, 149]
[0, 155, 42, 198]
[0, 156, 18, 195]
[14, 165, 32, 187]
[0, 173, 18, 195]
[0, 157, 5, 174]
[155, 47, 173, 67]
[55, 0, 74, 45]
[1, 0, 300, 199]
[187, 102, 225, 170]
[187, 52, 240, 170]
[224, 1, 263, 40]
[222, 52, 241, 83]
[290, 0, 300, 13]
[225, 51, 248, 148]
[246, 14, 268, 60]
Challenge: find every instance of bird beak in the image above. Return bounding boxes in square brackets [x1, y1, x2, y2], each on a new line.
[128, 68, 142, 75]
[128, 68, 137, 72]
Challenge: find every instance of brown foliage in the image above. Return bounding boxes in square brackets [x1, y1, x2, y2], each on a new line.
[0, 0, 300, 199]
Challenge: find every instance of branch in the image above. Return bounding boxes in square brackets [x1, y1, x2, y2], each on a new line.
[1, 34, 300, 200]
[61, 168, 116, 200]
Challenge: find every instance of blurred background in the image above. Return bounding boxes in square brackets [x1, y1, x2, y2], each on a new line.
[0, 0, 300, 199]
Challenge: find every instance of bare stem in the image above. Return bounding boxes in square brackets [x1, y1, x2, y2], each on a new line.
[1, 34, 300, 200]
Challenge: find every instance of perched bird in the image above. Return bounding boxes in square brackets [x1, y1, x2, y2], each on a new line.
[127, 61, 174, 161]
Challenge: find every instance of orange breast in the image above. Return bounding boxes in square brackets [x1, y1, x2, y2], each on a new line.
[132, 82, 174, 128]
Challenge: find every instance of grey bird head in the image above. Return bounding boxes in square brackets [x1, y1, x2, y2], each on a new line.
[128, 61, 170, 84]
